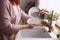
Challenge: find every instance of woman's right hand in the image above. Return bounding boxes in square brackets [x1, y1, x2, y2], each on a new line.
[19, 23, 35, 29]
[26, 23, 35, 29]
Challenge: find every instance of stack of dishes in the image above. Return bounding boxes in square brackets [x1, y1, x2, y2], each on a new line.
[27, 7, 42, 26]
[27, 17, 42, 25]
[28, 7, 40, 17]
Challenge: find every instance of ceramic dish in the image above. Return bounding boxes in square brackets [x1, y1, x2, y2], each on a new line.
[28, 7, 40, 17]
[27, 17, 42, 25]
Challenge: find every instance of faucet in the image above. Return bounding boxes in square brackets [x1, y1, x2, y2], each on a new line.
[48, 10, 54, 32]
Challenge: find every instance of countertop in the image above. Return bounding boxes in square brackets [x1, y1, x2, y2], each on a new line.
[16, 38, 57, 40]
[15, 27, 57, 40]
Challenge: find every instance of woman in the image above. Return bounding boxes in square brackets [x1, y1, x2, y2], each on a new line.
[0, 0, 35, 40]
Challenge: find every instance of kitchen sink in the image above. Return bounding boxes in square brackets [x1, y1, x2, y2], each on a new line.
[16, 27, 51, 38]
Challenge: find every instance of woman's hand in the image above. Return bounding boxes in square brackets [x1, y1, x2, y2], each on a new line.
[19, 23, 36, 29]
[39, 9, 48, 16]
[26, 23, 36, 29]
[41, 19, 50, 27]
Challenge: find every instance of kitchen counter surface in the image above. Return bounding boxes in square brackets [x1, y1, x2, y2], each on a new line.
[15, 27, 57, 40]
[16, 38, 57, 40]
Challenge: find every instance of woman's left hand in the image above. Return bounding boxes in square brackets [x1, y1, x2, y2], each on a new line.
[41, 19, 50, 27]
[39, 9, 49, 17]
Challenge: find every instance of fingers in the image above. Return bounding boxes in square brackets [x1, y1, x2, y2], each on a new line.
[41, 21, 50, 27]
[28, 23, 36, 26]
[40, 9, 48, 13]
[29, 23, 35, 27]
[27, 23, 36, 29]
[39, 9, 49, 17]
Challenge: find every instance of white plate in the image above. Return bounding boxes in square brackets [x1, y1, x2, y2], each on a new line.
[28, 7, 40, 17]
[27, 17, 42, 25]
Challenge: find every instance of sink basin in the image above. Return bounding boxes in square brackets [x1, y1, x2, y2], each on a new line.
[17, 28, 51, 38]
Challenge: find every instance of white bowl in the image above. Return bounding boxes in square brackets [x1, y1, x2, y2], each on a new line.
[28, 7, 40, 17]
[27, 17, 42, 25]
